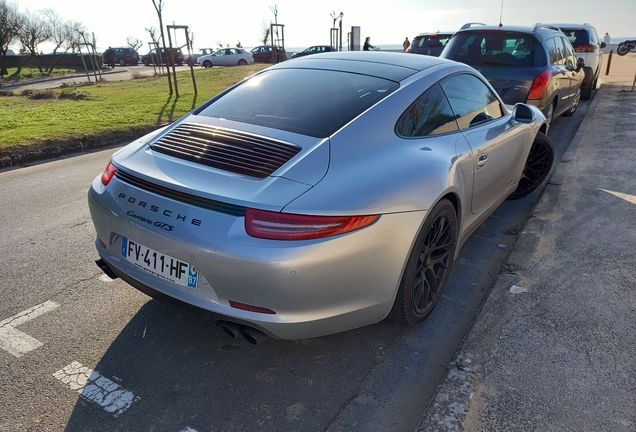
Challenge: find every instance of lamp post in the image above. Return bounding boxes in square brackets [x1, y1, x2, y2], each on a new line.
[338, 12, 343, 51]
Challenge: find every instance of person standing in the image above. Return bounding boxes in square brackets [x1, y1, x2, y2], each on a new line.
[403, 37, 411, 52]
[603, 32, 611, 46]
[363, 37, 378, 51]
[105, 47, 116, 68]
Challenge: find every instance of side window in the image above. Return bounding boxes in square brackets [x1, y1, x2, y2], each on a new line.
[395, 83, 459, 137]
[560, 37, 576, 69]
[545, 38, 559, 65]
[440, 74, 504, 130]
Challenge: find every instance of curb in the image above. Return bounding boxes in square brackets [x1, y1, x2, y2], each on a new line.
[0, 125, 162, 169]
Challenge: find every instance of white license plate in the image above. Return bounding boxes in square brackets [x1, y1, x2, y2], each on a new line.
[121, 236, 198, 288]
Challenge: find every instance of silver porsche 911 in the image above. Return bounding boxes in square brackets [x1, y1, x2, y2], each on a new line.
[89, 52, 553, 344]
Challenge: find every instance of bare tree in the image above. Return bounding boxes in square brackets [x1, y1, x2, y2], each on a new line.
[260, 19, 270, 45]
[66, 21, 86, 53]
[269, 5, 279, 44]
[0, 0, 23, 75]
[18, 9, 52, 61]
[126, 36, 142, 51]
[41, 8, 81, 72]
[151, 0, 172, 95]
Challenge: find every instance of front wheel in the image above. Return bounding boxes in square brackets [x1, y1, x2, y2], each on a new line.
[238, 59, 247, 65]
[119, 59, 126, 67]
[389, 199, 458, 325]
[203, 60, 212, 68]
[616, 44, 630, 56]
[507, 132, 554, 200]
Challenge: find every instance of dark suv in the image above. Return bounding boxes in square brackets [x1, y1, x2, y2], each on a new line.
[141, 48, 184, 66]
[103, 47, 139, 66]
[406, 32, 454, 56]
[441, 23, 585, 132]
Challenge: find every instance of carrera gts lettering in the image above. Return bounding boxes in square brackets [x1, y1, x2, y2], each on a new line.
[118, 193, 202, 227]
[126, 211, 174, 231]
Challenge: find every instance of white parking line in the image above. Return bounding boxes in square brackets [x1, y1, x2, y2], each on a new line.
[53, 361, 140, 417]
[0, 300, 59, 357]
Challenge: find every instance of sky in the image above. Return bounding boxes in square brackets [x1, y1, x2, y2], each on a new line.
[10, 0, 635, 53]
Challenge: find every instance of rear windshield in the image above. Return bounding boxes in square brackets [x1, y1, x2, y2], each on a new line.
[559, 29, 590, 48]
[196, 68, 399, 137]
[444, 31, 545, 68]
[413, 34, 452, 49]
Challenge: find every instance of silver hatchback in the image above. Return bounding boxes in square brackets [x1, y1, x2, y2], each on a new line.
[89, 52, 552, 343]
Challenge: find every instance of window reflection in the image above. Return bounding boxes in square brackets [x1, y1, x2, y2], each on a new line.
[396, 84, 459, 137]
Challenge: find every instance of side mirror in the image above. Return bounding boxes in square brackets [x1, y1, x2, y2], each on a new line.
[576, 57, 585, 71]
[512, 103, 536, 123]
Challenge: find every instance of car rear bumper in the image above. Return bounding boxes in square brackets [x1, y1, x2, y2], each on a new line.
[88, 179, 425, 340]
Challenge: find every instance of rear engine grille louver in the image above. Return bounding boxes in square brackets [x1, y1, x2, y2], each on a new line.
[150, 123, 301, 178]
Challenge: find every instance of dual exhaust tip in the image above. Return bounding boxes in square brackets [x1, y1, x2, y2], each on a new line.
[95, 259, 269, 345]
[219, 321, 269, 345]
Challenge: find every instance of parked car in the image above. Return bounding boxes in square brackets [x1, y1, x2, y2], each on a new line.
[250, 45, 286, 63]
[406, 32, 454, 56]
[103, 47, 139, 66]
[441, 23, 585, 132]
[291, 45, 335, 58]
[141, 48, 184, 66]
[542, 23, 604, 100]
[197, 48, 254, 67]
[184, 48, 215, 66]
[89, 51, 553, 344]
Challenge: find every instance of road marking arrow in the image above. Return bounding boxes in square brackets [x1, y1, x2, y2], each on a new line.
[0, 300, 59, 357]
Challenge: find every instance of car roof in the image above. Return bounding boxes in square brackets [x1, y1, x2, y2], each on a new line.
[457, 23, 561, 34]
[272, 51, 460, 81]
[539, 22, 595, 29]
[416, 32, 454, 36]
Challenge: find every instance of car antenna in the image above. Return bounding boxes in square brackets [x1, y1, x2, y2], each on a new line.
[498, 0, 504, 28]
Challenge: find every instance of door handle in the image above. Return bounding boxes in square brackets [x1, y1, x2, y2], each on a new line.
[477, 154, 488, 169]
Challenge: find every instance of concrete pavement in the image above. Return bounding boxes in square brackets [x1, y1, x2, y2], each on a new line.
[416, 55, 636, 431]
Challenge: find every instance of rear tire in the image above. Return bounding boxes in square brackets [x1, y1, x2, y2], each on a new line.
[580, 82, 592, 100]
[389, 199, 458, 325]
[507, 132, 554, 200]
[119, 59, 126, 67]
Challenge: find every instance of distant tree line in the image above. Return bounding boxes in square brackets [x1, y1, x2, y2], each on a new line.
[0, 0, 143, 76]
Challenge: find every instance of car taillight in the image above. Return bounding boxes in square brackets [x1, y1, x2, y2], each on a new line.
[245, 208, 379, 240]
[574, 44, 595, 52]
[101, 161, 117, 186]
[527, 70, 552, 100]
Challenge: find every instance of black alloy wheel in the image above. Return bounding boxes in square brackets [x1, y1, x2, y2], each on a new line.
[390, 199, 458, 325]
[238, 59, 247, 65]
[507, 132, 554, 200]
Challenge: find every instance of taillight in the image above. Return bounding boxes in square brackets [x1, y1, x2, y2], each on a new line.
[245, 208, 379, 240]
[101, 161, 117, 186]
[574, 44, 595, 52]
[527, 70, 552, 100]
